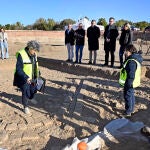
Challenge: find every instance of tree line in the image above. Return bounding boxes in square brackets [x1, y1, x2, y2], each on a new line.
[1, 17, 149, 31]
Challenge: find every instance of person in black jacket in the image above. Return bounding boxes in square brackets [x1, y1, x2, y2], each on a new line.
[65, 24, 75, 62]
[119, 23, 132, 68]
[123, 44, 143, 117]
[87, 20, 100, 64]
[104, 17, 119, 67]
[74, 23, 85, 64]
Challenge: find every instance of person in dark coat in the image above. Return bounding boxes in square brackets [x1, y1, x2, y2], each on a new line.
[13, 40, 40, 114]
[74, 23, 85, 64]
[65, 24, 75, 62]
[122, 44, 143, 117]
[119, 23, 132, 68]
[87, 20, 100, 64]
[104, 17, 119, 67]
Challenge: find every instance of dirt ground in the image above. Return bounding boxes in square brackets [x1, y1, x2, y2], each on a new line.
[0, 38, 150, 150]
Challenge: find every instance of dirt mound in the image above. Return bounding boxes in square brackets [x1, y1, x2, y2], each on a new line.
[0, 38, 150, 149]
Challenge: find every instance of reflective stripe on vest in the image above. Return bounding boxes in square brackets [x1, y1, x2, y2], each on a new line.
[16, 49, 39, 79]
[119, 59, 141, 88]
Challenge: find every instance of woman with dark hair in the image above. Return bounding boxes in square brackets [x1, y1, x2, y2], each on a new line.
[119, 23, 132, 68]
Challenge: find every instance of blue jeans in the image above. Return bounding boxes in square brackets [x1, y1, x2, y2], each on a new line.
[75, 45, 84, 62]
[124, 87, 135, 114]
[66, 43, 74, 60]
[119, 45, 125, 67]
[0, 41, 9, 59]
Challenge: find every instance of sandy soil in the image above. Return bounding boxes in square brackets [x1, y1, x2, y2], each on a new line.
[0, 39, 150, 150]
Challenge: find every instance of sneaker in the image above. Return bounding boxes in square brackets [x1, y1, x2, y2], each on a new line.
[122, 111, 131, 117]
[66, 59, 70, 62]
[79, 61, 82, 64]
[110, 65, 114, 68]
[24, 107, 30, 114]
[74, 61, 78, 63]
[103, 63, 108, 66]
[30, 98, 37, 105]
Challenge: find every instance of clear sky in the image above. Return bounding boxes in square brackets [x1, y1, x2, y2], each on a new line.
[1, 0, 150, 25]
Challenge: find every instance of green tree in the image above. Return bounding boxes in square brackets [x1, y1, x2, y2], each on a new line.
[59, 19, 76, 30]
[5, 24, 11, 30]
[115, 19, 133, 27]
[97, 18, 107, 27]
[10, 24, 16, 30]
[24, 25, 33, 30]
[53, 23, 61, 30]
[134, 21, 149, 31]
[33, 18, 48, 30]
[15, 21, 24, 30]
[47, 18, 56, 30]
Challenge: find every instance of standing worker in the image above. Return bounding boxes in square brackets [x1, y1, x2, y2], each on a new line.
[119, 44, 143, 117]
[13, 40, 40, 114]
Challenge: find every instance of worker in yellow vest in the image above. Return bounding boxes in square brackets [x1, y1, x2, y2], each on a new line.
[13, 40, 40, 114]
[119, 44, 143, 117]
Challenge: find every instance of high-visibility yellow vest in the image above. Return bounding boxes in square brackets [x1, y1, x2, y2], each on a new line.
[16, 49, 39, 79]
[119, 59, 141, 88]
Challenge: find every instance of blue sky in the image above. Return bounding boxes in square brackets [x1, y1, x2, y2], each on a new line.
[1, 0, 150, 25]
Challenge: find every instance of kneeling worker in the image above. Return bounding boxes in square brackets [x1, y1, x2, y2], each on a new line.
[13, 40, 40, 114]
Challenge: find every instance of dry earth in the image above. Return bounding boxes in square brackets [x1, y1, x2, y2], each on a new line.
[0, 38, 150, 150]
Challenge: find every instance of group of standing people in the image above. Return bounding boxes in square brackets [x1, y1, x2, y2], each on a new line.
[7, 17, 142, 118]
[65, 17, 133, 68]
[65, 17, 143, 117]
[0, 27, 9, 59]
[65, 20, 100, 65]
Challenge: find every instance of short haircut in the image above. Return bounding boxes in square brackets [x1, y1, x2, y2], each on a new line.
[27, 40, 40, 52]
[91, 20, 96, 23]
[109, 17, 115, 21]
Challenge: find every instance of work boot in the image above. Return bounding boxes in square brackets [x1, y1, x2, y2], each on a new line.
[30, 98, 37, 105]
[24, 107, 30, 114]
[122, 111, 131, 117]
[103, 63, 108, 67]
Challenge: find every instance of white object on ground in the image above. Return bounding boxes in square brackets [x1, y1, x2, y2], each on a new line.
[63, 118, 146, 150]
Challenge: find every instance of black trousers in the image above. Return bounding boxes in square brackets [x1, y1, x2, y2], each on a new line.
[20, 83, 36, 108]
[105, 50, 115, 66]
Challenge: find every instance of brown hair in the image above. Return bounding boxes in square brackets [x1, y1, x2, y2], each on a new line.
[125, 44, 137, 53]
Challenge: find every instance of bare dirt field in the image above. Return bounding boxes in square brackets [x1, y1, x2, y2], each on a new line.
[0, 34, 150, 150]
